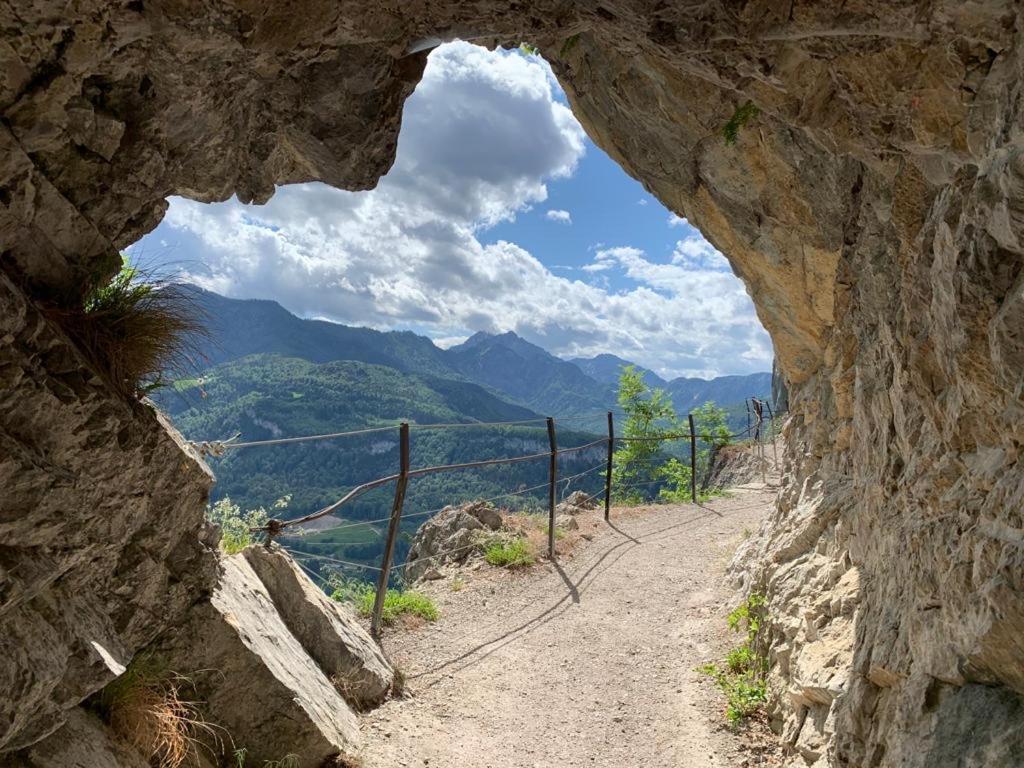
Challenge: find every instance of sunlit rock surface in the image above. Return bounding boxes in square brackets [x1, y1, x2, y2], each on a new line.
[156, 554, 363, 766]
[243, 545, 394, 708]
[2, 2, 1022, 765]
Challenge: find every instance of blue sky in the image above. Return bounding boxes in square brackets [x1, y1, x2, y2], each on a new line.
[485, 144, 682, 274]
[133, 43, 771, 380]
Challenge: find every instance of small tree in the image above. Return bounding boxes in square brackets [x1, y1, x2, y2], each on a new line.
[206, 496, 289, 554]
[692, 401, 731, 491]
[658, 402, 731, 502]
[612, 366, 678, 502]
[656, 458, 692, 503]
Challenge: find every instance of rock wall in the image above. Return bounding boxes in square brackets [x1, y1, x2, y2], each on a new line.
[0, 271, 217, 750]
[2, 2, 1022, 765]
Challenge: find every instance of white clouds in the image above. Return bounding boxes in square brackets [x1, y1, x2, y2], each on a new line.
[672, 235, 732, 272]
[146, 42, 770, 379]
[432, 334, 470, 349]
[667, 214, 686, 227]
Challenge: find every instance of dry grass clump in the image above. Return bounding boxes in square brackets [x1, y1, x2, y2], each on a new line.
[331, 671, 378, 713]
[46, 258, 205, 399]
[96, 660, 220, 768]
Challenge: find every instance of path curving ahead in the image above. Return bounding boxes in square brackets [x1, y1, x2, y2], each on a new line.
[356, 486, 778, 768]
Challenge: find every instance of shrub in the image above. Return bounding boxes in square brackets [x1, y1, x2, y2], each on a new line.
[722, 101, 760, 145]
[330, 576, 438, 626]
[484, 537, 534, 568]
[699, 593, 770, 725]
[47, 257, 206, 399]
[94, 656, 219, 768]
[206, 496, 289, 554]
[699, 663, 768, 723]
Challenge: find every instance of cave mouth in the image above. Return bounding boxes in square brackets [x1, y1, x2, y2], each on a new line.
[129, 41, 772, 388]
[131, 40, 778, 586]
[7, 6, 1022, 765]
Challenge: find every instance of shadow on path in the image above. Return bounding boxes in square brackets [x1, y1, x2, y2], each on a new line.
[404, 496, 772, 683]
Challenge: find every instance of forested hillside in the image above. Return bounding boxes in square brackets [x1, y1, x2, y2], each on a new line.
[185, 287, 771, 421]
[157, 288, 772, 578]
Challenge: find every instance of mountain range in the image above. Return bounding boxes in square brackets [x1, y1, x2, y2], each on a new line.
[181, 287, 771, 425]
[156, 287, 771, 577]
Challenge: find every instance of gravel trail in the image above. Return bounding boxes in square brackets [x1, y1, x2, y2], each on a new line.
[358, 486, 778, 768]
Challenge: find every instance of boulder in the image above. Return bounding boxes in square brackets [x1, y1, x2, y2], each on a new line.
[555, 491, 599, 517]
[243, 546, 393, 708]
[554, 514, 579, 532]
[8, 708, 150, 768]
[160, 555, 360, 767]
[562, 491, 599, 511]
[404, 501, 502, 582]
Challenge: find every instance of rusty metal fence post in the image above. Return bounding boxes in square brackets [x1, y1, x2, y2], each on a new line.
[688, 413, 697, 504]
[547, 417, 558, 560]
[604, 411, 614, 521]
[371, 422, 410, 638]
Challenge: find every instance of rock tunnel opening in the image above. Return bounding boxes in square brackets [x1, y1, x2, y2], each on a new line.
[128, 41, 773, 388]
[125, 39, 777, 579]
[2, 5, 1023, 767]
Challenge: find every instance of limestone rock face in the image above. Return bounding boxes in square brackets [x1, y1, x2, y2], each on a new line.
[0, 272, 217, 752]
[243, 545, 393, 707]
[557, 491, 599, 515]
[7, 708, 150, 768]
[404, 501, 502, 582]
[158, 554, 361, 767]
[3, 2, 1024, 765]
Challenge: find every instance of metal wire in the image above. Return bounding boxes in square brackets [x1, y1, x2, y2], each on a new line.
[407, 418, 550, 430]
[613, 433, 693, 442]
[195, 416, 557, 455]
[286, 548, 383, 572]
[197, 424, 400, 453]
[387, 537, 487, 573]
[558, 437, 610, 454]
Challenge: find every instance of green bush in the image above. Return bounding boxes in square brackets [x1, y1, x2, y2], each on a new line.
[699, 593, 770, 725]
[484, 537, 534, 568]
[330, 577, 438, 625]
[611, 367, 734, 503]
[722, 101, 760, 145]
[206, 496, 288, 554]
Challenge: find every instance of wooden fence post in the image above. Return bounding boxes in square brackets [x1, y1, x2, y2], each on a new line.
[371, 422, 410, 638]
[547, 417, 558, 560]
[688, 413, 697, 504]
[604, 411, 614, 521]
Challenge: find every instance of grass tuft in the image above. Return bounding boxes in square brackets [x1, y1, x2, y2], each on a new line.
[95, 656, 220, 768]
[330, 577, 438, 626]
[484, 537, 534, 568]
[45, 257, 206, 400]
[233, 748, 301, 767]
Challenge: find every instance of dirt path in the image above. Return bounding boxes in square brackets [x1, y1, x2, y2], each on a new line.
[358, 486, 777, 768]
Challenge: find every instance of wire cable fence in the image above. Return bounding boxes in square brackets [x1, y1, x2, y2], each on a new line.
[192, 399, 782, 635]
